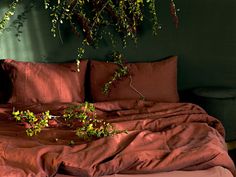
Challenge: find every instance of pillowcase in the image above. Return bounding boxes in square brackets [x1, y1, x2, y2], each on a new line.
[89, 56, 179, 102]
[1, 59, 88, 105]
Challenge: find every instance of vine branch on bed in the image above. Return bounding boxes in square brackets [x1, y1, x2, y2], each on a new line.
[102, 52, 146, 100]
[12, 102, 127, 142]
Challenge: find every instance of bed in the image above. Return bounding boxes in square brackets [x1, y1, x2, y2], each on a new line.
[0, 57, 235, 177]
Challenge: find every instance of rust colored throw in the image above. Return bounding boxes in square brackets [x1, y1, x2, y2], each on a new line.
[0, 100, 235, 177]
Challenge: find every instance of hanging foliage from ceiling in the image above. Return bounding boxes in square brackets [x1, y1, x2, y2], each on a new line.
[0, 0, 179, 58]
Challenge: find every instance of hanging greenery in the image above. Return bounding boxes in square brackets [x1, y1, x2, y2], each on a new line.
[0, 0, 179, 58]
[0, 0, 19, 33]
[1, 0, 178, 96]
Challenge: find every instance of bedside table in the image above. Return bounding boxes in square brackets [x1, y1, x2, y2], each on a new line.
[192, 87, 236, 146]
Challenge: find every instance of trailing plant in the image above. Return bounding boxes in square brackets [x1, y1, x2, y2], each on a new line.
[102, 52, 129, 95]
[64, 102, 127, 140]
[170, 0, 179, 28]
[0, 0, 19, 33]
[0, 0, 179, 58]
[103, 52, 146, 100]
[3, 0, 35, 41]
[12, 102, 127, 140]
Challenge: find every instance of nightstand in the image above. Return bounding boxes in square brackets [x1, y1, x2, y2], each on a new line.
[192, 87, 236, 149]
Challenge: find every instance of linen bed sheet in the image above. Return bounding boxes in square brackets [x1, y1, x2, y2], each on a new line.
[0, 100, 235, 177]
[56, 166, 233, 177]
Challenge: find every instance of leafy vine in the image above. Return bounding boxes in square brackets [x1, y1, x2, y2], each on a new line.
[103, 52, 146, 100]
[12, 102, 127, 140]
[0, 0, 179, 58]
[102, 52, 129, 95]
[0, 0, 19, 33]
[3, 1, 35, 41]
[12, 109, 52, 136]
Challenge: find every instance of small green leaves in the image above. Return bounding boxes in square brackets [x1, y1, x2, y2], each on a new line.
[1, 0, 178, 62]
[0, 0, 20, 33]
[102, 52, 129, 95]
[63, 102, 123, 141]
[75, 117, 126, 141]
[41, 0, 161, 58]
[63, 102, 95, 122]
[146, 0, 159, 36]
[12, 110, 52, 136]
[12, 102, 127, 141]
[77, 48, 85, 59]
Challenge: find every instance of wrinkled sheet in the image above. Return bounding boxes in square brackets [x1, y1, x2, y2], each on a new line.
[102, 166, 234, 177]
[0, 100, 235, 177]
[55, 166, 234, 177]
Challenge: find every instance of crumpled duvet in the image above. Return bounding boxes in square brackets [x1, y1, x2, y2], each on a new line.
[0, 100, 235, 177]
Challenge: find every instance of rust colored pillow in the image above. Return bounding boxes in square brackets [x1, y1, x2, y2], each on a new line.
[1, 59, 87, 105]
[89, 56, 179, 102]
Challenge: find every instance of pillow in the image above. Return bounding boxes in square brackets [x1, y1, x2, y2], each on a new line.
[1, 59, 88, 105]
[89, 56, 179, 102]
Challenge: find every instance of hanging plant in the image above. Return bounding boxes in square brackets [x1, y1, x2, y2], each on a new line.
[0, 0, 19, 33]
[0, 0, 179, 58]
[2, 1, 35, 41]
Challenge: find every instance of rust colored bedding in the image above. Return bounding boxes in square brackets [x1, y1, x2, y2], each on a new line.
[56, 166, 234, 177]
[0, 100, 235, 177]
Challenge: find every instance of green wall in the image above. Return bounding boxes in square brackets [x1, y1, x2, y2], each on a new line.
[0, 0, 236, 90]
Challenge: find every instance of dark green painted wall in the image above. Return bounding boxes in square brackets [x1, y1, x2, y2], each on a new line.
[0, 0, 236, 90]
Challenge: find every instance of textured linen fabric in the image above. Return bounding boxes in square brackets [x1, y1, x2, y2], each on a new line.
[89, 56, 179, 102]
[0, 100, 235, 177]
[0, 59, 87, 105]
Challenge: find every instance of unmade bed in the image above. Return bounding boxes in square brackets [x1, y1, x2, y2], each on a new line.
[0, 58, 235, 177]
[0, 100, 235, 177]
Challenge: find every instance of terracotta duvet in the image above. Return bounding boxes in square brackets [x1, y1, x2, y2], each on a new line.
[0, 100, 235, 177]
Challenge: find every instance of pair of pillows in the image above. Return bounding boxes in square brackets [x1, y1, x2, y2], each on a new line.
[0, 56, 179, 106]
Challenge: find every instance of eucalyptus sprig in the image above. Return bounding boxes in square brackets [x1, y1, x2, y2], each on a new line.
[12, 110, 52, 136]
